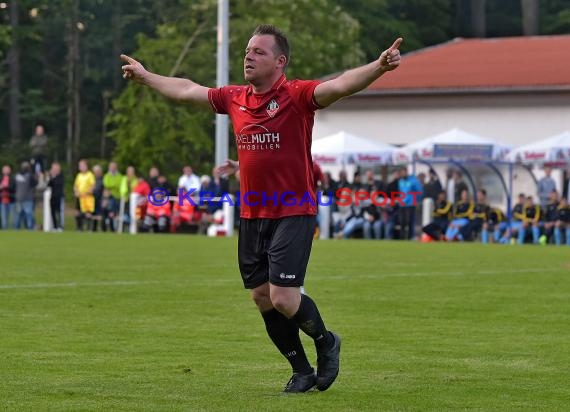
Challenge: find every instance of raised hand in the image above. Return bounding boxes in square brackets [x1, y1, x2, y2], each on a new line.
[120, 54, 147, 83]
[379, 38, 403, 72]
[215, 159, 239, 178]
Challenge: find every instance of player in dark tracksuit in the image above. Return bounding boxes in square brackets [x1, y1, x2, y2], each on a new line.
[445, 189, 474, 241]
[460, 189, 490, 241]
[500, 193, 526, 244]
[482, 207, 507, 244]
[518, 196, 541, 244]
[542, 190, 559, 244]
[432, 190, 452, 232]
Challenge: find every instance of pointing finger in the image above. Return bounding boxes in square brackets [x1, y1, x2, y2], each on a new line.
[120, 54, 137, 64]
[389, 37, 403, 52]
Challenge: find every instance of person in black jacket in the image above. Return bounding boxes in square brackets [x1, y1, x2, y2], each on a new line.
[47, 162, 65, 231]
[0, 165, 16, 229]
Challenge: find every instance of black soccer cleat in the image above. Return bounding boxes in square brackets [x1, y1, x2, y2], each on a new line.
[283, 369, 317, 393]
[316, 331, 341, 391]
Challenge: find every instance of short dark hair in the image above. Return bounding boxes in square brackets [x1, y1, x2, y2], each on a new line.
[252, 24, 290, 69]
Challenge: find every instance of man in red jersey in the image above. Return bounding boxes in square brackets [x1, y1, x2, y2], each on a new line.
[121, 24, 402, 393]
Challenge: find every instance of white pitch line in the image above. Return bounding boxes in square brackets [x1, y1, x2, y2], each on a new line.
[0, 280, 159, 290]
[323, 267, 566, 281]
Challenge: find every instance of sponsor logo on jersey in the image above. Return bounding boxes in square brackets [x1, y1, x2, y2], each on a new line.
[266, 99, 279, 117]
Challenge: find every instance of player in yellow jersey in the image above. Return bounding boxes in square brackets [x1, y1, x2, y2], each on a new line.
[74, 159, 95, 231]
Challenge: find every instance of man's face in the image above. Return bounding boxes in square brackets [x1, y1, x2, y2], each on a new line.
[2, 166, 10, 175]
[244, 35, 283, 84]
[109, 162, 117, 173]
[35, 125, 44, 135]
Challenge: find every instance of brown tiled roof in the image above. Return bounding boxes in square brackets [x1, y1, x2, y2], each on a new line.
[365, 35, 570, 93]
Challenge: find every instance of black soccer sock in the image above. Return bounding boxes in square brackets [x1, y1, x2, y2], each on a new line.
[92, 220, 98, 232]
[261, 309, 313, 374]
[292, 294, 334, 351]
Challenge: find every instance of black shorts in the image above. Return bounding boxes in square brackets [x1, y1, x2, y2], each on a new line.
[238, 215, 315, 289]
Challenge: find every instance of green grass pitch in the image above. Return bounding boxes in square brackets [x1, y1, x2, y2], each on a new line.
[0, 232, 569, 411]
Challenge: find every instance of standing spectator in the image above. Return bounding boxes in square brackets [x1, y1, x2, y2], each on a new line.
[119, 166, 139, 227]
[398, 167, 423, 240]
[73, 159, 95, 231]
[46, 162, 64, 232]
[385, 168, 401, 239]
[423, 169, 442, 201]
[352, 171, 362, 190]
[91, 165, 104, 232]
[157, 175, 175, 196]
[178, 165, 201, 194]
[132, 175, 151, 225]
[337, 170, 351, 192]
[29, 123, 49, 177]
[537, 167, 556, 209]
[14, 161, 37, 230]
[445, 168, 455, 204]
[453, 171, 468, 203]
[563, 168, 569, 202]
[148, 166, 160, 189]
[321, 172, 337, 197]
[0, 165, 16, 229]
[103, 161, 123, 231]
[199, 174, 218, 215]
[363, 170, 383, 193]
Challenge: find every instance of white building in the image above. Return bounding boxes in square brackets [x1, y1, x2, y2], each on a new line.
[314, 35, 570, 147]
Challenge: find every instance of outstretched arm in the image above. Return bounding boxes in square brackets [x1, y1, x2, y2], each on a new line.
[120, 54, 211, 108]
[314, 38, 403, 108]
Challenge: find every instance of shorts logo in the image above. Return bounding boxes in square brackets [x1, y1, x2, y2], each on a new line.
[279, 273, 295, 279]
[266, 99, 279, 118]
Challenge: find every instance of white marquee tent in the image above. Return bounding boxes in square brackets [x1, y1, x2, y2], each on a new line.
[311, 130, 401, 166]
[395, 128, 512, 162]
[506, 131, 570, 164]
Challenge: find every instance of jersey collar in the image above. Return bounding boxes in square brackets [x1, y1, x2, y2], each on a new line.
[247, 74, 287, 96]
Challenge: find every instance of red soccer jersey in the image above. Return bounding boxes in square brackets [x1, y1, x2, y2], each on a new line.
[209, 75, 322, 219]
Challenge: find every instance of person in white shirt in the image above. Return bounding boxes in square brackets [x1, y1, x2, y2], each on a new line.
[177, 166, 201, 194]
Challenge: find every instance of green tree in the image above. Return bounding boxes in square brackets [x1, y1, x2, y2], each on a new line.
[542, 0, 570, 34]
[107, 0, 363, 178]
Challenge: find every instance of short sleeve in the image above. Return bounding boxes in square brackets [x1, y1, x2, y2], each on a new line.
[289, 80, 323, 113]
[208, 86, 238, 115]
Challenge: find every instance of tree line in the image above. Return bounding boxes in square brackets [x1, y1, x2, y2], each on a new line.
[0, 0, 568, 178]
